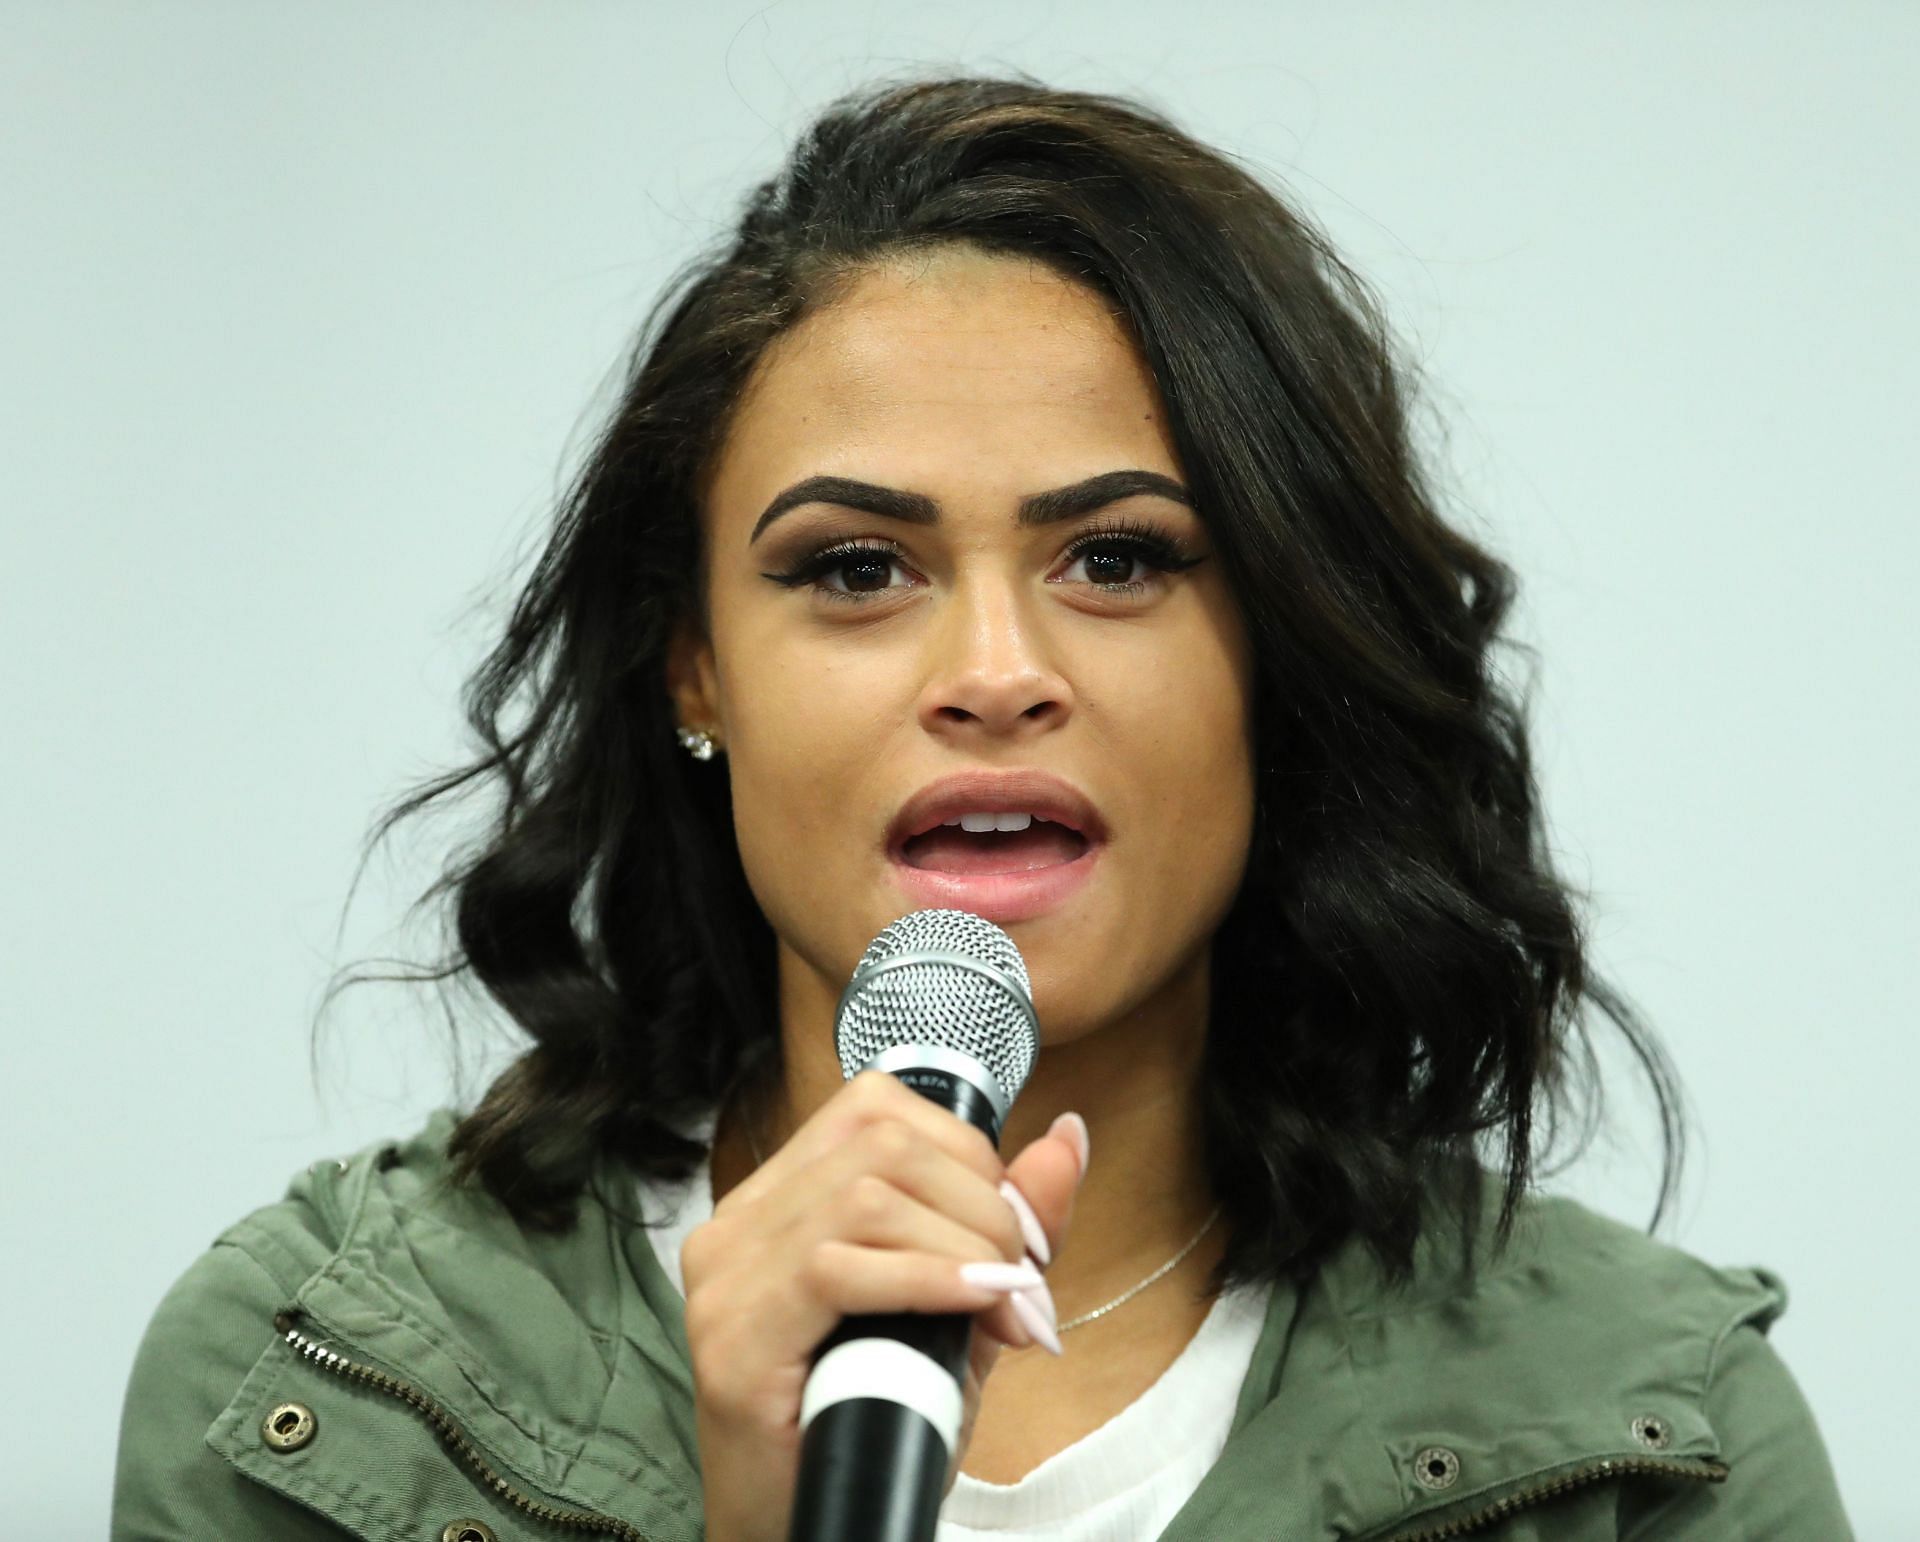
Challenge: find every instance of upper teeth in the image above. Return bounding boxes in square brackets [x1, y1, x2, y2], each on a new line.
[944, 812, 1051, 832]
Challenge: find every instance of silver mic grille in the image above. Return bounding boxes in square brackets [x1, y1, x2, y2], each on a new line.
[834, 909, 1040, 1115]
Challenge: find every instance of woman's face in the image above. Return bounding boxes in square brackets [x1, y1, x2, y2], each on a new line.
[671, 247, 1256, 1053]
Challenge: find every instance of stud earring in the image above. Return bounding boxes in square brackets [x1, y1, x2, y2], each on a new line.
[676, 726, 719, 761]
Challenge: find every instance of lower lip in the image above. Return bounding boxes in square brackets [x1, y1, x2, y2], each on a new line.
[887, 839, 1104, 925]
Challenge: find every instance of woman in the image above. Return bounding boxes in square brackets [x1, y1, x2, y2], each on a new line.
[111, 75, 1851, 1539]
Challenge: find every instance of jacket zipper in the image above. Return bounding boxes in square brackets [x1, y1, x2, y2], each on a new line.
[1380, 1452, 1730, 1541]
[273, 1311, 655, 1539]
[274, 1307, 1725, 1541]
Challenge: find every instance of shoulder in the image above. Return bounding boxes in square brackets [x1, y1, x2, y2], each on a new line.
[1616, 1307, 1854, 1538]
[125, 1105, 481, 1341]
[1513, 1192, 1851, 1537]
[1322, 1173, 1853, 1538]
[1324, 1170, 1793, 1353]
[112, 1110, 474, 1539]
[220, 1106, 481, 1284]
[1510, 1183, 1791, 1345]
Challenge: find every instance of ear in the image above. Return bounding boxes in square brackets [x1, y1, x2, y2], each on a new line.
[664, 609, 723, 740]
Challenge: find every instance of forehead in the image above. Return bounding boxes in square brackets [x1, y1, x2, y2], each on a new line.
[706, 250, 1179, 514]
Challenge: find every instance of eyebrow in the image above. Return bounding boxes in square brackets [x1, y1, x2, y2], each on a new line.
[747, 468, 1194, 545]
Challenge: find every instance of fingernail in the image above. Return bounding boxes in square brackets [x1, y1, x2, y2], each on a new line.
[959, 1259, 1044, 1293]
[999, 1179, 1051, 1266]
[1022, 1276, 1057, 1330]
[1009, 1288, 1064, 1355]
[1049, 1112, 1090, 1179]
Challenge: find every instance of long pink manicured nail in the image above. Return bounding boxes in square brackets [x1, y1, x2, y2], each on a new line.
[1022, 1275, 1058, 1330]
[1050, 1112, 1090, 1178]
[959, 1259, 1044, 1293]
[1000, 1179, 1051, 1266]
[1009, 1289, 1063, 1355]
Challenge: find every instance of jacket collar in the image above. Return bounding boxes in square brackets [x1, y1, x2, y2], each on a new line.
[231, 1111, 1779, 1540]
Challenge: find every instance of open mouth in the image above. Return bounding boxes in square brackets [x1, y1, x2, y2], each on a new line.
[898, 823, 1092, 875]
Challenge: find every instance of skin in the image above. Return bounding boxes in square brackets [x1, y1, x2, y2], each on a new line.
[666, 244, 1258, 1478]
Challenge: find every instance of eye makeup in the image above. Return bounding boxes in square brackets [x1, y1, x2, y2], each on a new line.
[760, 515, 1209, 607]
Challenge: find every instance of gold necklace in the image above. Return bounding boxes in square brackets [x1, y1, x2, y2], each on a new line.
[742, 1114, 1222, 1333]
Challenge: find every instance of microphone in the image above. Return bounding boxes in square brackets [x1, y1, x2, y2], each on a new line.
[786, 908, 1041, 1542]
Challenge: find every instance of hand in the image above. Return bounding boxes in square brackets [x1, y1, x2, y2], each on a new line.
[683, 1070, 1088, 1542]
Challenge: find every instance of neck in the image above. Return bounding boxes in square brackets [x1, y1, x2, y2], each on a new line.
[710, 938, 1227, 1325]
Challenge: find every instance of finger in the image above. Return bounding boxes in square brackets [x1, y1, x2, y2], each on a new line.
[976, 1292, 1037, 1351]
[690, 1238, 1038, 1416]
[804, 1148, 1028, 1274]
[946, 1325, 1007, 1498]
[801, 1240, 1047, 1322]
[792, 1164, 1035, 1353]
[966, 1319, 1003, 1392]
[784, 1118, 1021, 1256]
[717, 1071, 1004, 1215]
[1000, 1125, 1086, 1268]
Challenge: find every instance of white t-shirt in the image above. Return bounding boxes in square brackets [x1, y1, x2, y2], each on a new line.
[636, 1108, 1271, 1540]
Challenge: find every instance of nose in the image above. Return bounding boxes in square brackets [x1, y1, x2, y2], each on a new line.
[914, 571, 1071, 742]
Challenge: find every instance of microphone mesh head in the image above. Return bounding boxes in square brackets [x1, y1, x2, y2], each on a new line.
[835, 908, 1038, 1105]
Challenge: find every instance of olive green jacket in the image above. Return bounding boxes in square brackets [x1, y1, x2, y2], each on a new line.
[112, 1109, 1851, 1540]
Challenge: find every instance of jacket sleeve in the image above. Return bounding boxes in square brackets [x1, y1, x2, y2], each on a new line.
[112, 1241, 350, 1541]
[1618, 1322, 1853, 1540]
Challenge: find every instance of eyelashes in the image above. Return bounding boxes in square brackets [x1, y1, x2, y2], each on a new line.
[763, 516, 1208, 607]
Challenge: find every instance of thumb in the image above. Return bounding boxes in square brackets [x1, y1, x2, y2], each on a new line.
[944, 1118, 1088, 1495]
[969, 1118, 1089, 1353]
[944, 1324, 1004, 1498]
[1001, 1117, 1087, 1269]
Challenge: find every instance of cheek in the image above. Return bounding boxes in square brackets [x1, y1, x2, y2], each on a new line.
[721, 657, 897, 880]
[1115, 641, 1256, 885]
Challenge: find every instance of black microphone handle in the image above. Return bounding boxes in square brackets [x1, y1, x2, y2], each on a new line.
[787, 1069, 1004, 1542]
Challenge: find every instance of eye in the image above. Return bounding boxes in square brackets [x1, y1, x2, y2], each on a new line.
[762, 517, 1207, 607]
[766, 537, 916, 604]
[1055, 521, 1205, 597]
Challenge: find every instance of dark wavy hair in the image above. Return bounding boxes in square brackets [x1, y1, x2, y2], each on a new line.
[320, 72, 1688, 1298]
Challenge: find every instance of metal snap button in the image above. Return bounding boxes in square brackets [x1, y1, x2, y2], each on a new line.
[260, 1402, 316, 1452]
[1413, 1445, 1460, 1490]
[1631, 1413, 1672, 1450]
[442, 1523, 498, 1542]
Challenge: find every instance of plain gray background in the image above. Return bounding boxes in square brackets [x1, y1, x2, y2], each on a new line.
[4, 3, 1912, 1535]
